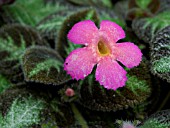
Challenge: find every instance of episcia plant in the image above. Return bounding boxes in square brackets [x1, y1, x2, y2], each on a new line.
[64, 20, 142, 90]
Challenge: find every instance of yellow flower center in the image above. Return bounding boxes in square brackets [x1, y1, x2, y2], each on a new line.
[97, 41, 110, 56]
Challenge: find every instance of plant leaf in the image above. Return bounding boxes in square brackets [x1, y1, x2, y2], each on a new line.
[1, 96, 45, 128]
[135, 0, 152, 10]
[22, 46, 71, 85]
[140, 110, 170, 128]
[0, 74, 11, 94]
[132, 11, 170, 44]
[150, 26, 170, 82]
[0, 24, 48, 84]
[2, 0, 67, 26]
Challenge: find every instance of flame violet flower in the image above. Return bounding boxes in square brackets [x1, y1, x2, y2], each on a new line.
[64, 20, 142, 90]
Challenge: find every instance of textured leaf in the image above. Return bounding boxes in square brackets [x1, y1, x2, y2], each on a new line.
[22, 46, 71, 85]
[140, 110, 170, 128]
[132, 11, 170, 44]
[0, 24, 48, 84]
[150, 26, 170, 82]
[1, 96, 45, 128]
[76, 58, 152, 111]
[37, 9, 70, 41]
[2, 0, 67, 26]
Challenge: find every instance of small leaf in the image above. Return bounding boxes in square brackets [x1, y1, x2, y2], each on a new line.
[136, 0, 152, 10]
[22, 46, 71, 85]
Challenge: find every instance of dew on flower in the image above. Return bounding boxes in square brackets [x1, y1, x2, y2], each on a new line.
[64, 20, 142, 90]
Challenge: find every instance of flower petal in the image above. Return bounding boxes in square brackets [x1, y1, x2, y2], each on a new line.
[96, 57, 127, 90]
[116, 42, 142, 68]
[64, 47, 97, 80]
[99, 20, 125, 43]
[67, 20, 98, 45]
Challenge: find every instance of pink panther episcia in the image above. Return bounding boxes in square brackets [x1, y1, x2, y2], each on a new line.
[64, 20, 142, 90]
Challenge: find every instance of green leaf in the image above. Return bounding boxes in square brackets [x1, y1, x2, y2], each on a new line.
[150, 26, 170, 82]
[3, 0, 67, 26]
[132, 11, 170, 43]
[1, 96, 45, 128]
[0, 74, 11, 94]
[0, 24, 48, 84]
[67, 0, 112, 8]
[136, 0, 152, 10]
[153, 57, 170, 73]
[99, 11, 126, 29]
[141, 119, 170, 128]
[144, 11, 170, 34]
[0, 36, 25, 61]
[126, 75, 150, 95]
[22, 46, 71, 85]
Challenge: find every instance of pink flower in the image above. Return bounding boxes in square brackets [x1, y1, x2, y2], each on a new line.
[65, 88, 75, 97]
[64, 20, 142, 90]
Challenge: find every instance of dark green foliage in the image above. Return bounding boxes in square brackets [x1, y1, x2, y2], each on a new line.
[70, 103, 88, 128]
[0, 83, 76, 127]
[135, 0, 152, 10]
[76, 58, 152, 112]
[140, 109, 170, 128]
[0, 0, 15, 6]
[150, 26, 170, 82]
[42, 99, 75, 127]
[126, 0, 160, 21]
[1, 0, 67, 26]
[36, 7, 72, 41]
[0, 96, 45, 128]
[0, 74, 11, 93]
[0, 0, 169, 127]
[158, 0, 170, 13]
[132, 11, 170, 44]
[0, 24, 48, 84]
[22, 46, 71, 85]
[67, 0, 113, 8]
[114, 0, 129, 20]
